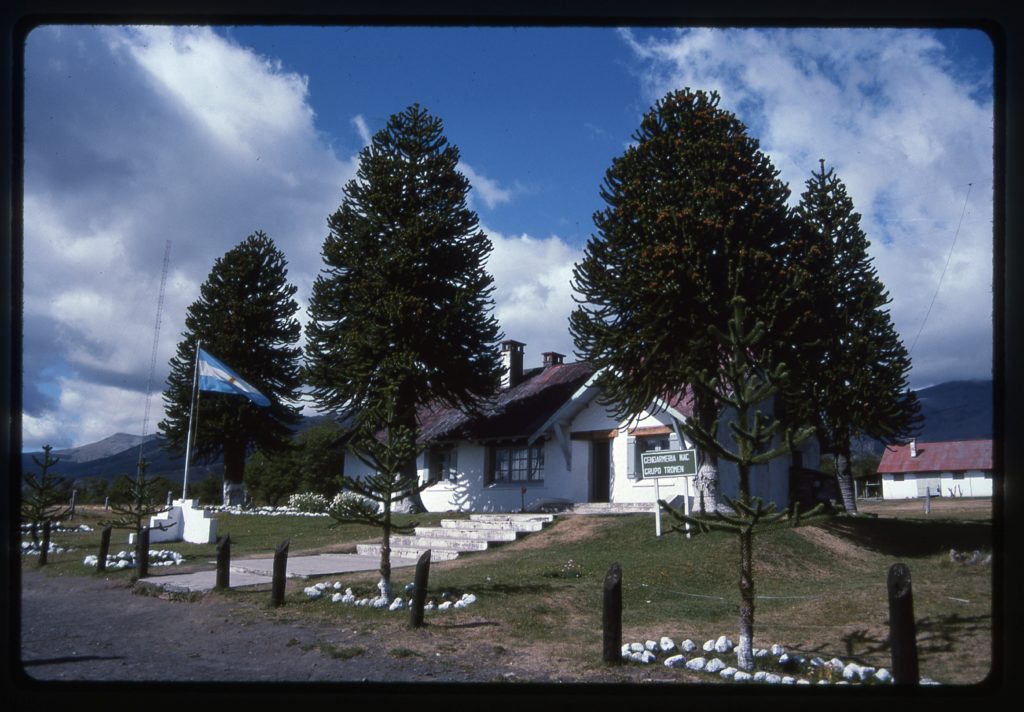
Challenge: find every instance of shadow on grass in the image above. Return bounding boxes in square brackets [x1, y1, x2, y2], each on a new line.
[819, 516, 992, 557]
[477, 582, 563, 596]
[434, 621, 501, 630]
[834, 612, 992, 662]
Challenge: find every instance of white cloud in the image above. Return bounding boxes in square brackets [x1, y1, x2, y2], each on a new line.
[460, 162, 517, 210]
[484, 226, 583, 364]
[22, 25, 355, 449]
[352, 114, 372, 146]
[620, 27, 994, 389]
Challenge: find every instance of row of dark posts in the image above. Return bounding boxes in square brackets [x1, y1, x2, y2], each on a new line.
[84, 529, 433, 624]
[601, 561, 921, 686]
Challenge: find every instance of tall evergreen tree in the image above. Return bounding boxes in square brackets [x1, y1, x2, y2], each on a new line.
[791, 160, 921, 513]
[160, 231, 302, 505]
[305, 104, 503, 598]
[571, 88, 825, 670]
[571, 88, 816, 509]
[21, 444, 72, 545]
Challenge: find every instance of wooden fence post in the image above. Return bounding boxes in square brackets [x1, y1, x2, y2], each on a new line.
[215, 534, 231, 590]
[271, 539, 290, 607]
[603, 562, 623, 664]
[409, 550, 432, 628]
[97, 524, 113, 572]
[887, 562, 920, 686]
[38, 520, 51, 566]
[136, 526, 150, 580]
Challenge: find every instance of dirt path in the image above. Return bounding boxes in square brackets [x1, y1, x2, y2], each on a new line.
[15, 565, 662, 691]
[16, 568, 528, 685]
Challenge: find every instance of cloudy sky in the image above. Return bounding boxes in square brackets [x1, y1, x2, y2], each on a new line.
[20, 24, 995, 451]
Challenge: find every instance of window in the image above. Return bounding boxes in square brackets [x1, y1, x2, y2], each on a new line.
[428, 446, 458, 484]
[893, 474, 905, 482]
[952, 472, 965, 481]
[640, 435, 672, 454]
[488, 441, 544, 484]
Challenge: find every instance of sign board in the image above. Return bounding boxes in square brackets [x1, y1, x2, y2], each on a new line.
[640, 449, 697, 479]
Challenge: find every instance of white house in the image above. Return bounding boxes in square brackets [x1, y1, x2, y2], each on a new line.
[876, 438, 993, 499]
[342, 341, 818, 513]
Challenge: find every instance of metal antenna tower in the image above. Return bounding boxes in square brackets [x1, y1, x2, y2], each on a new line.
[138, 240, 172, 471]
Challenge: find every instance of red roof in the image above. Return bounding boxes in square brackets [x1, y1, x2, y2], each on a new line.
[416, 361, 597, 444]
[877, 439, 992, 474]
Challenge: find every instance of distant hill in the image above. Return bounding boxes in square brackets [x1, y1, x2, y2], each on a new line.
[913, 379, 993, 443]
[850, 379, 993, 456]
[20, 414, 338, 484]
[52, 432, 157, 463]
[22, 435, 223, 484]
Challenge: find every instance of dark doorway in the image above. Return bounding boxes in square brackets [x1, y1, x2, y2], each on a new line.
[591, 439, 611, 503]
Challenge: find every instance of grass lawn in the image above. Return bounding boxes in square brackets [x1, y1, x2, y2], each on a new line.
[23, 498, 995, 685]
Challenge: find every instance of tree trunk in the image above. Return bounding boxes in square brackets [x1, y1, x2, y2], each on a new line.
[737, 524, 755, 671]
[222, 440, 247, 506]
[696, 456, 719, 515]
[378, 504, 393, 602]
[394, 458, 426, 514]
[834, 448, 858, 514]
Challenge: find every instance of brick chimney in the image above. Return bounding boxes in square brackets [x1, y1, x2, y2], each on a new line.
[542, 352, 565, 368]
[910, 439, 917, 458]
[500, 340, 525, 389]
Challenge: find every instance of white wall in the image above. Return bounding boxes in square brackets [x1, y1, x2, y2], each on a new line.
[342, 393, 816, 513]
[882, 471, 993, 499]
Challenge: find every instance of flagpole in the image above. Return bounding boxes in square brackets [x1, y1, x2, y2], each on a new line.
[181, 340, 202, 500]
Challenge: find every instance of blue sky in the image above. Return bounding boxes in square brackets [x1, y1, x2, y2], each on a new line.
[20, 24, 995, 450]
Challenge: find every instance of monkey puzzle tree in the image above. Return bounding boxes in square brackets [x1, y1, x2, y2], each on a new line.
[160, 231, 302, 505]
[21, 444, 72, 546]
[305, 104, 503, 600]
[790, 161, 921, 513]
[103, 458, 172, 540]
[571, 88, 826, 670]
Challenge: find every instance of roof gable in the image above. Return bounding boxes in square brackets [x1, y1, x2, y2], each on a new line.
[417, 360, 597, 444]
[877, 439, 993, 474]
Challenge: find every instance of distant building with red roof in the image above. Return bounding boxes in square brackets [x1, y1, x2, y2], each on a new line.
[876, 439, 993, 499]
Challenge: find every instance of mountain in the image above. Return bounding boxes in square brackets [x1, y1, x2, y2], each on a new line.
[22, 434, 223, 484]
[913, 379, 993, 443]
[52, 432, 157, 463]
[850, 379, 993, 456]
[20, 414, 337, 483]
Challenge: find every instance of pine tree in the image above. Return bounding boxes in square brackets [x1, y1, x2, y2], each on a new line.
[103, 458, 172, 540]
[21, 444, 72, 545]
[571, 88, 825, 670]
[159, 231, 302, 504]
[571, 88, 815, 509]
[792, 161, 921, 513]
[305, 104, 503, 598]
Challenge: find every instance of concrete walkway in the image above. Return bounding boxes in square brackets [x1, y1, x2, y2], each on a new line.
[137, 552, 421, 594]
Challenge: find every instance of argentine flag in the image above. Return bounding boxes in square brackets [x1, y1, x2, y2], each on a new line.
[197, 348, 271, 407]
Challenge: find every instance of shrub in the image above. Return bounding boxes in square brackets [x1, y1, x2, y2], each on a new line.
[287, 491, 330, 514]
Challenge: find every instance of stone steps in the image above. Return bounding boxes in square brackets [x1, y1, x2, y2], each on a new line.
[569, 502, 655, 514]
[356, 513, 554, 562]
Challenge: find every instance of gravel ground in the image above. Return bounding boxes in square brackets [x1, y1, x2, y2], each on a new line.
[16, 566, 683, 707]
[16, 568, 535, 686]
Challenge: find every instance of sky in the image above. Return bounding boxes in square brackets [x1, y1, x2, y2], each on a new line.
[19, 23, 996, 451]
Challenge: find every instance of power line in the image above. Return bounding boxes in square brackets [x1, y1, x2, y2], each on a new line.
[138, 240, 172, 472]
[909, 183, 972, 355]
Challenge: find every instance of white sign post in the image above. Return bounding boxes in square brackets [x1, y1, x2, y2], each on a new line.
[640, 449, 698, 537]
